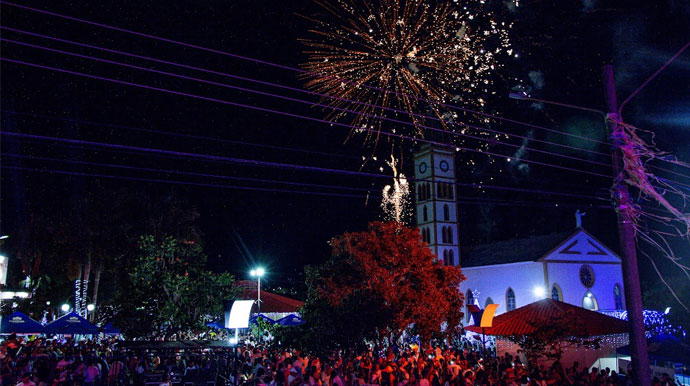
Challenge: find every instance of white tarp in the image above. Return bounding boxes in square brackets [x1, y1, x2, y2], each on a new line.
[226, 300, 255, 329]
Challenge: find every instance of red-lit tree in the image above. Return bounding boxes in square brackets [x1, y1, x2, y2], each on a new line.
[295, 221, 465, 350]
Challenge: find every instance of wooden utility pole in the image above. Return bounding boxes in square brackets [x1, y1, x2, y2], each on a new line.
[602, 64, 651, 386]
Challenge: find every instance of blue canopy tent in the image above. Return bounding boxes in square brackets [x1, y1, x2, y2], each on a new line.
[43, 312, 98, 335]
[275, 314, 303, 326]
[206, 321, 226, 330]
[249, 314, 276, 325]
[101, 322, 121, 335]
[0, 312, 44, 335]
[618, 334, 690, 365]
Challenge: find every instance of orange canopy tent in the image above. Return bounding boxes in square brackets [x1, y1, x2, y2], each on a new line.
[465, 299, 628, 337]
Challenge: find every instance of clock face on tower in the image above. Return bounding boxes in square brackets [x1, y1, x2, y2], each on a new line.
[439, 160, 449, 172]
[579, 265, 595, 288]
[418, 162, 427, 174]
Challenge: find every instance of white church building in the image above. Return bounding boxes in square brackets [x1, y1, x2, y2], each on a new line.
[413, 144, 627, 319]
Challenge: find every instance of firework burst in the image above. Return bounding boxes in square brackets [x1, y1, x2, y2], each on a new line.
[300, 0, 513, 146]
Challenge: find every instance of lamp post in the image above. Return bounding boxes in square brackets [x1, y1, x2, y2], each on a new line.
[508, 66, 651, 385]
[86, 303, 95, 320]
[250, 267, 265, 314]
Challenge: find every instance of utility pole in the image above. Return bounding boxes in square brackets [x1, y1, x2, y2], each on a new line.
[602, 64, 651, 386]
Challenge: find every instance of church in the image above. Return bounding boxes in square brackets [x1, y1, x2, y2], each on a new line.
[412, 144, 627, 318]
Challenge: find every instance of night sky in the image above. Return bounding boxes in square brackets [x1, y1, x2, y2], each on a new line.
[1, 0, 689, 299]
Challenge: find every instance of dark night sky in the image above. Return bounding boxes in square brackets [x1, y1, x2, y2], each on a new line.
[1, 0, 689, 297]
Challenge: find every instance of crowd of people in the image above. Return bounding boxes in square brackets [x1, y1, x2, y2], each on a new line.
[0, 334, 679, 386]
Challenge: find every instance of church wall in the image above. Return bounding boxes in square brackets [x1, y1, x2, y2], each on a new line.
[460, 262, 546, 316]
[546, 262, 625, 311]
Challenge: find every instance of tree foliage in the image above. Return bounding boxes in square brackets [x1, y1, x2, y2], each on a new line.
[287, 221, 465, 352]
[114, 235, 235, 338]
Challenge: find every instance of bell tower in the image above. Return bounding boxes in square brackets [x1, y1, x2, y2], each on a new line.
[413, 144, 460, 266]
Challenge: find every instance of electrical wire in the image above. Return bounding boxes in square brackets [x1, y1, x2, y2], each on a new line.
[1, 165, 610, 209]
[1, 110, 360, 161]
[619, 40, 690, 117]
[0, 37, 614, 170]
[0, 57, 613, 179]
[0, 1, 614, 148]
[0, 26, 615, 161]
[5, 1, 687, 182]
[2, 131, 602, 200]
[4, 153, 605, 207]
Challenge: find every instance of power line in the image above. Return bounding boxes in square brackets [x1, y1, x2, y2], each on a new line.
[0, 1, 613, 148]
[0, 57, 613, 179]
[1, 165, 369, 199]
[5, 153, 604, 207]
[0, 37, 613, 170]
[6, 1, 688, 182]
[2, 153, 372, 192]
[2, 131, 602, 200]
[1, 165, 609, 209]
[0, 26, 615, 161]
[619, 40, 690, 117]
[1, 110, 360, 161]
[2, 110, 615, 195]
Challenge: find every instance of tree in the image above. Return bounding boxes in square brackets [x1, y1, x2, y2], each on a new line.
[290, 221, 465, 352]
[114, 235, 236, 338]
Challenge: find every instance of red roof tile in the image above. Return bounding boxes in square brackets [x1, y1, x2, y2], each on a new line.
[235, 280, 304, 313]
[465, 299, 628, 337]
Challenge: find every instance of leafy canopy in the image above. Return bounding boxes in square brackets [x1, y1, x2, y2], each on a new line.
[289, 222, 465, 351]
[115, 235, 235, 338]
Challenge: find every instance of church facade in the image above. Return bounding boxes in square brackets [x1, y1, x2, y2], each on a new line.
[412, 145, 627, 317]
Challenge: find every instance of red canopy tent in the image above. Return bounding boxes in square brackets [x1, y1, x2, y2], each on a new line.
[465, 299, 628, 336]
[234, 280, 303, 314]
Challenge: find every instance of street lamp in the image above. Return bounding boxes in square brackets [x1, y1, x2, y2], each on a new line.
[250, 267, 265, 314]
[60, 303, 70, 313]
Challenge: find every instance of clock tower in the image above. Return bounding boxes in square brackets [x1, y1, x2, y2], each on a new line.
[413, 144, 460, 266]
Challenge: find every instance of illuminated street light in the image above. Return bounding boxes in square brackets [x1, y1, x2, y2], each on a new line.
[250, 267, 265, 314]
[60, 304, 70, 313]
[86, 304, 95, 312]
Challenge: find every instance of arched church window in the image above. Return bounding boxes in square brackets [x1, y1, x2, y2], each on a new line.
[423, 206, 428, 222]
[614, 284, 624, 310]
[447, 227, 453, 244]
[551, 283, 563, 301]
[441, 227, 447, 243]
[466, 290, 474, 323]
[485, 297, 494, 308]
[582, 290, 598, 310]
[449, 249, 454, 266]
[443, 250, 448, 266]
[506, 288, 516, 311]
[448, 184, 454, 199]
[425, 183, 431, 201]
[443, 204, 450, 221]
